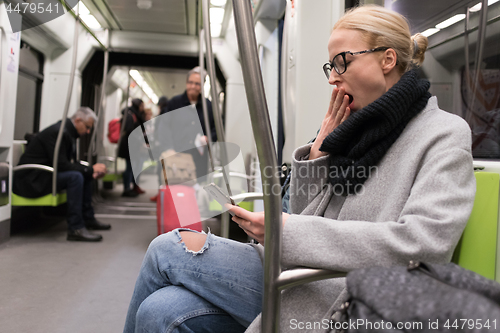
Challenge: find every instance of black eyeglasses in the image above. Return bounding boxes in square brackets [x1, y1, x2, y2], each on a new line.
[323, 47, 390, 79]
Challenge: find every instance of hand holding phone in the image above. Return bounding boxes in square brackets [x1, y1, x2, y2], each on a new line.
[203, 183, 235, 216]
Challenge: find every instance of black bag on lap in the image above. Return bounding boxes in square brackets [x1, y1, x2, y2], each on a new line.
[331, 261, 500, 332]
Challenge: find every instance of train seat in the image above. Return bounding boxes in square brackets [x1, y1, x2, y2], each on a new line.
[10, 141, 67, 207]
[452, 171, 499, 282]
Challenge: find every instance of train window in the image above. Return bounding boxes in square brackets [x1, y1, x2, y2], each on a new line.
[394, 0, 500, 159]
[14, 42, 44, 139]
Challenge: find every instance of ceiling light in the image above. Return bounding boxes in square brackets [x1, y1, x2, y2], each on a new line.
[210, 8, 225, 24]
[470, 0, 500, 11]
[130, 70, 144, 86]
[81, 15, 102, 30]
[421, 28, 440, 37]
[78, 1, 90, 15]
[211, 23, 222, 37]
[435, 14, 466, 29]
[470, 3, 482, 11]
[137, 0, 152, 10]
[129, 70, 159, 104]
[211, 0, 227, 6]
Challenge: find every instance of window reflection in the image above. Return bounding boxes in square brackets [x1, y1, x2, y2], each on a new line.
[462, 56, 500, 158]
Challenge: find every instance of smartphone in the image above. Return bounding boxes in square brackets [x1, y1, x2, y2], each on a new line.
[203, 183, 235, 216]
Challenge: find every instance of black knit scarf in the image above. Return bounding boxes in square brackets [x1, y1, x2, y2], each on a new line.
[319, 70, 431, 196]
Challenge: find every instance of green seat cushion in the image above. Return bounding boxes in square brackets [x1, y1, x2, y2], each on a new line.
[11, 192, 67, 207]
[209, 199, 254, 213]
[102, 173, 122, 182]
[452, 172, 499, 280]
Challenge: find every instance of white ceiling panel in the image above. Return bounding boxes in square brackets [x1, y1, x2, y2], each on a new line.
[94, 0, 198, 35]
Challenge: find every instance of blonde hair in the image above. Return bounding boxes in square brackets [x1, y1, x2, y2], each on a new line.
[333, 5, 428, 73]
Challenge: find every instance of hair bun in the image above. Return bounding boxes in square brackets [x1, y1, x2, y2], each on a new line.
[411, 33, 428, 67]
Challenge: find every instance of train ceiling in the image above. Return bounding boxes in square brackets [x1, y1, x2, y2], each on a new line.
[392, 0, 483, 34]
[82, 0, 198, 35]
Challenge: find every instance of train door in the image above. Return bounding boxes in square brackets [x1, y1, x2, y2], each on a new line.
[14, 42, 44, 139]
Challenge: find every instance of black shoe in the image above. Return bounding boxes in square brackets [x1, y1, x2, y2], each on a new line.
[85, 218, 111, 230]
[67, 228, 103, 242]
[122, 190, 139, 197]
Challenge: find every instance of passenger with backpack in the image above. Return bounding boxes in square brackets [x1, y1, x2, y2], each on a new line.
[118, 98, 145, 197]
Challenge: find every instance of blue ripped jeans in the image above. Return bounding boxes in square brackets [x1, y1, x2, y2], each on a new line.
[123, 229, 263, 333]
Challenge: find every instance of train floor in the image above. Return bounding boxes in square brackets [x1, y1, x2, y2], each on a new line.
[0, 174, 165, 333]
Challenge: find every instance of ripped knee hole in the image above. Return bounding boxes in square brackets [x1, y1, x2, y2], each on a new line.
[179, 231, 208, 254]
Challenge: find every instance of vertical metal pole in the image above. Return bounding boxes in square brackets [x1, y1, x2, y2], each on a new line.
[199, 28, 215, 172]
[464, 6, 470, 121]
[468, 0, 488, 120]
[52, 3, 80, 196]
[115, 68, 131, 177]
[202, 0, 232, 196]
[231, 1, 283, 332]
[87, 33, 109, 165]
[0, 28, 4, 98]
[76, 138, 80, 162]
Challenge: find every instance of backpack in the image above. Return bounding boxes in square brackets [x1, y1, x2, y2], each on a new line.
[331, 261, 500, 332]
[107, 118, 121, 143]
[107, 112, 137, 144]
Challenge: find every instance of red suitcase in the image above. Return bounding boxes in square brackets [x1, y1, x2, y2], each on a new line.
[156, 185, 202, 235]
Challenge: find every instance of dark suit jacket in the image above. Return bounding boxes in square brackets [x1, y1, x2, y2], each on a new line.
[13, 119, 93, 198]
[161, 91, 218, 179]
[166, 91, 217, 143]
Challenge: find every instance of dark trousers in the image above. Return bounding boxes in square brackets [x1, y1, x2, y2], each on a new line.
[57, 171, 94, 231]
[123, 158, 135, 192]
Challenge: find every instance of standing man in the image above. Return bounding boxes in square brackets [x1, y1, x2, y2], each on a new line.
[166, 67, 218, 182]
[13, 107, 110, 242]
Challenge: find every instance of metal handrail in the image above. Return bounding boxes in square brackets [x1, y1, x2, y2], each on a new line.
[202, 0, 232, 197]
[276, 268, 345, 291]
[98, 156, 116, 163]
[115, 67, 131, 176]
[0, 27, 4, 99]
[212, 171, 257, 180]
[280, 7, 288, 140]
[87, 32, 109, 164]
[199, 28, 215, 172]
[231, 192, 263, 202]
[13, 164, 54, 173]
[52, 5, 80, 196]
[231, 1, 282, 332]
[464, 6, 471, 114]
[468, 0, 488, 124]
[231, 1, 346, 332]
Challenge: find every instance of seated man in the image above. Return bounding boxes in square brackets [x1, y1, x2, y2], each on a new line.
[13, 107, 110, 242]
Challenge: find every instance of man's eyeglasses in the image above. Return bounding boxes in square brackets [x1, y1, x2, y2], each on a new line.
[187, 80, 201, 87]
[323, 47, 389, 79]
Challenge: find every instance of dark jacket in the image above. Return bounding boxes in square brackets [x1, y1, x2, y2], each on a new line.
[166, 91, 217, 143]
[118, 105, 143, 160]
[13, 119, 93, 198]
[161, 91, 218, 179]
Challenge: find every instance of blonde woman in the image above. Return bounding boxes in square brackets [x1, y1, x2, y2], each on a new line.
[124, 5, 475, 333]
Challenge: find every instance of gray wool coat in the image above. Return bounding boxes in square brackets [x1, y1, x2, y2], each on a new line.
[246, 97, 476, 332]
